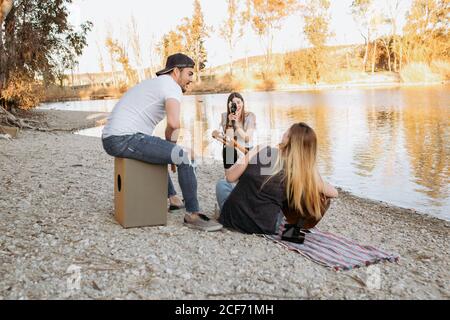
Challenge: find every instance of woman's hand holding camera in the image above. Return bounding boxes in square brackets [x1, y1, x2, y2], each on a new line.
[228, 113, 239, 123]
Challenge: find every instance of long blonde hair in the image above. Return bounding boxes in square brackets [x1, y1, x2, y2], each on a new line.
[269, 123, 323, 221]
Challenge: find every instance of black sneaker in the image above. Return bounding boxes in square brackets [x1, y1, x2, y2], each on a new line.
[169, 199, 185, 213]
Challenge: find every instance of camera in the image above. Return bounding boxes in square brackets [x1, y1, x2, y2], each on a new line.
[230, 102, 237, 115]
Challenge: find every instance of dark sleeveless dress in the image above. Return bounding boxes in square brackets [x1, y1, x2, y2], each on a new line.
[219, 147, 330, 234]
[219, 147, 285, 234]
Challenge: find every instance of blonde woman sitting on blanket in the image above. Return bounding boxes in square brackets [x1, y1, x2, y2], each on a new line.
[215, 122, 338, 237]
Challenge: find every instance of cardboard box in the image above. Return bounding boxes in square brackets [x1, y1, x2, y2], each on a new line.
[114, 158, 168, 228]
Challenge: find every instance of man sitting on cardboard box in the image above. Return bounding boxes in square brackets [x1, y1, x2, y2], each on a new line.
[102, 53, 223, 232]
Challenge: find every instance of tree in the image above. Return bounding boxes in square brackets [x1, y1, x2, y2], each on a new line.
[147, 33, 158, 79]
[351, 0, 374, 72]
[302, 0, 333, 83]
[95, 40, 105, 86]
[351, 0, 388, 73]
[403, 0, 449, 64]
[157, 1, 211, 82]
[128, 16, 145, 82]
[219, 0, 243, 76]
[158, 30, 184, 65]
[105, 36, 137, 86]
[53, 46, 77, 87]
[378, 36, 393, 71]
[384, 0, 404, 72]
[179, 0, 210, 82]
[369, 13, 386, 73]
[0, 0, 92, 109]
[250, 0, 297, 72]
[241, 0, 252, 75]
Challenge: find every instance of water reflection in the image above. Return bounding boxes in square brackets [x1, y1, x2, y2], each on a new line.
[49, 85, 449, 220]
[401, 87, 449, 203]
[353, 105, 402, 178]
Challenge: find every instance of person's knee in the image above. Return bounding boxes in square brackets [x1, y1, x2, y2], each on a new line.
[102, 139, 117, 157]
[216, 179, 228, 195]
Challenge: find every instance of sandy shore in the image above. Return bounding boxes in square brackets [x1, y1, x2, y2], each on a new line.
[0, 110, 448, 300]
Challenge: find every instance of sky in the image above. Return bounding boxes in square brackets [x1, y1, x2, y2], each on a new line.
[69, 0, 412, 74]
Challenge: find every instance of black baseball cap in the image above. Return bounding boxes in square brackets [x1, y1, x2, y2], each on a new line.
[156, 53, 195, 76]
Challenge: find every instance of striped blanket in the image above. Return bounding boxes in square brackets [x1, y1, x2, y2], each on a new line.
[264, 226, 399, 271]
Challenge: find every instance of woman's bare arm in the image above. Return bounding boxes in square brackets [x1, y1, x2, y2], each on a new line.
[234, 113, 255, 144]
[235, 127, 254, 143]
[225, 145, 263, 183]
[319, 179, 339, 198]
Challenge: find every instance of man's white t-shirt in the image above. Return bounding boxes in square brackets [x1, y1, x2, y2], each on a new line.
[102, 75, 182, 138]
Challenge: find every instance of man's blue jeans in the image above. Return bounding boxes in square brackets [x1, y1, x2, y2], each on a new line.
[102, 133, 199, 213]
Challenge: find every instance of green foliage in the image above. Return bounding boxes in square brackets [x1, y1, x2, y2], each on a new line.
[0, 0, 92, 109]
